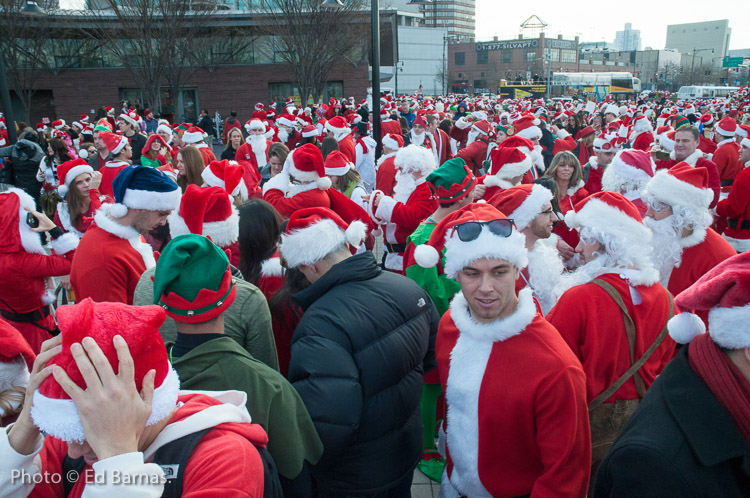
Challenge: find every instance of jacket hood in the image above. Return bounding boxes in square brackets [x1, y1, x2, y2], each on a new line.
[142, 390, 268, 461]
[293, 252, 381, 311]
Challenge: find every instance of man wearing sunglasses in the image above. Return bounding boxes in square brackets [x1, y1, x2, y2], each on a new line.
[414, 203, 591, 497]
[642, 163, 735, 316]
[547, 191, 675, 492]
[489, 183, 564, 314]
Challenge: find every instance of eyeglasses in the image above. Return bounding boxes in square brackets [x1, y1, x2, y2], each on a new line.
[452, 219, 514, 242]
[647, 198, 671, 213]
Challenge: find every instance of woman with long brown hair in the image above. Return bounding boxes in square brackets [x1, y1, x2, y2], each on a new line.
[543, 150, 588, 261]
[175, 145, 205, 192]
[36, 136, 73, 218]
[53, 159, 103, 238]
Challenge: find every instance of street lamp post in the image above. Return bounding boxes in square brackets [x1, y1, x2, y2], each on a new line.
[690, 47, 714, 85]
[0, 0, 47, 145]
[323, 0, 430, 159]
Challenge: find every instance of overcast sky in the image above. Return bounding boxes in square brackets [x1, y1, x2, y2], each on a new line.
[475, 0, 749, 50]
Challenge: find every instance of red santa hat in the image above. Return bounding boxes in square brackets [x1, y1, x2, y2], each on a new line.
[575, 126, 595, 140]
[105, 106, 115, 116]
[168, 185, 238, 248]
[715, 116, 737, 137]
[565, 191, 651, 245]
[79, 114, 89, 123]
[471, 119, 491, 136]
[512, 114, 542, 140]
[35, 123, 46, 132]
[394, 144, 436, 176]
[201, 159, 248, 201]
[118, 110, 139, 128]
[71, 121, 83, 130]
[276, 114, 296, 128]
[736, 124, 750, 140]
[57, 158, 94, 197]
[642, 162, 712, 211]
[484, 147, 533, 188]
[269, 101, 277, 109]
[325, 116, 350, 135]
[0, 321, 35, 418]
[51, 119, 66, 130]
[668, 252, 750, 347]
[593, 132, 617, 152]
[699, 113, 714, 126]
[382, 133, 404, 151]
[255, 102, 264, 111]
[301, 124, 318, 138]
[632, 115, 653, 133]
[602, 149, 655, 193]
[413, 203, 527, 278]
[245, 118, 266, 133]
[286, 143, 331, 190]
[97, 130, 128, 155]
[279, 207, 367, 268]
[181, 126, 207, 144]
[30, 299, 179, 443]
[412, 116, 428, 128]
[324, 150, 353, 176]
[488, 184, 553, 231]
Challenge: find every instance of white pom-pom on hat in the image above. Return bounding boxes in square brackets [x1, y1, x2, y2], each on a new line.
[667, 312, 706, 344]
[317, 176, 332, 190]
[414, 244, 440, 269]
[345, 220, 367, 247]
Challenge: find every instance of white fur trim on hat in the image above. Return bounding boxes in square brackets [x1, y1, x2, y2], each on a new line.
[741, 138, 750, 149]
[564, 196, 651, 245]
[324, 120, 348, 134]
[325, 162, 351, 177]
[602, 152, 653, 194]
[168, 205, 239, 248]
[58, 164, 94, 197]
[280, 218, 366, 268]
[7, 188, 46, 255]
[31, 366, 179, 443]
[261, 257, 284, 277]
[715, 122, 735, 137]
[443, 224, 528, 279]
[382, 135, 399, 151]
[121, 185, 181, 212]
[708, 303, 750, 349]
[642, 169, 713, 211]
[482, 176, 516, 189]
[515, 126, 542, 140]
[511, 184, 553, 231]
[156, 124, 172, 137]
[667, 312, 706, 344]
[182, 131, 204, 144]
[491, 153, 533, 181]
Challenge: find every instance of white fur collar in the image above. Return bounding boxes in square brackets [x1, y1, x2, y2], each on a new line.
[483, 175, 515, 190]
[527, 241, 564, 315]
[376, 151, 397, 169]
[56, 203, 84, 239]
[669, 149, 702, 165]
[567, 179, 585, 196]
[286, 181, 321, 197]
[450, 288, 536, 342]
[105, 160, 129, 168]
[588, 156, 599, 170]
[94, 204, 155, 269]
[680, 228, 707, 249]
[716, 138, 735, 148]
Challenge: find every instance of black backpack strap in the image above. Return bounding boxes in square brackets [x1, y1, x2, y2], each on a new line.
[256, 444, 284, 498]
[62, 455, 86, 497]
[153, 428, 213, 498]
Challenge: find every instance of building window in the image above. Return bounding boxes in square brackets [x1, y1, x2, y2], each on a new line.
[455, 52, 465, 65]
[549, 49, 559, 62]
[502, 50, 512, 63]
[477, 50, 488, 64]
[561, 50, 576, 63]
[526, 50, 536, 62]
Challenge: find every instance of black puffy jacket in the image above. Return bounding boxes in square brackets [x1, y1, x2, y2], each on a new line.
[0, 139, 44, 204]
[289, 252, 439, 495]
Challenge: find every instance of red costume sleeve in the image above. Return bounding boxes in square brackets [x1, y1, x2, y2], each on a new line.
[16, 252, 73, 278]
[552, 136, 577, 156]
[716, 167, 750, 219]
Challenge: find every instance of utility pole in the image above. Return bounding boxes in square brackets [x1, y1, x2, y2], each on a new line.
[545, 46, 552, 99]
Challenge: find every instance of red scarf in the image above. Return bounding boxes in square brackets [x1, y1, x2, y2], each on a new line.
[688, 334, 750, 443]
[356, 137, 368, 154]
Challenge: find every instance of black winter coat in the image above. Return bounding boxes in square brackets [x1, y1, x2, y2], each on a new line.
[595, 346, 750, 498]
[289, 252, 439, 495]
[0, 140, 44, 204]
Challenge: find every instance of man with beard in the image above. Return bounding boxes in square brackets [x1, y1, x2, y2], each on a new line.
[238, 118, 273, 173]
[405, 116, 439, 165]
[71, 165, 180, 304]
[642, 163, 736, 323]
[716, 136, 750, 252]
[581, 132, 618, 195]
[652, 125, 720, 208]
[276, 114, 301, 152]
[601, 149, 655, 217]
[375, 133, 403, 196]
[365, 145, 437, 273]
[628, 115, 655, 152]
[325, 116, 357, 163]
[490, 184, 564, 314]
[547, 191, 675, 492]
[455, 120, 492, 176]
[426, 114, 452, 166]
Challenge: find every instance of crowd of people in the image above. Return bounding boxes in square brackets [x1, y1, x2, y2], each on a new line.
[0, 86, 750, 497]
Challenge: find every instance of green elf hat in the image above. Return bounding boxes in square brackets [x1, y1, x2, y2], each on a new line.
[426, 157, 478, 203]
[93, 118, 112, 133]
[496, 123, 512, 136]
[671, 115, 690, 129]
[153, 234, 237, 324]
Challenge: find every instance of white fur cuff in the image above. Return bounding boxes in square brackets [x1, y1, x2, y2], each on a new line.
[49, 232, 79, 255]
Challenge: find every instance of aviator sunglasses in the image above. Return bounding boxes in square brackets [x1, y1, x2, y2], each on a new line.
[452, 219, 515, 242]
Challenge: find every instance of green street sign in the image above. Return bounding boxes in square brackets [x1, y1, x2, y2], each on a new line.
[722, 57, 743, 68]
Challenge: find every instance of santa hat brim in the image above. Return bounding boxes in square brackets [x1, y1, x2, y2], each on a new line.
[31, 366, 179, 443]
[642, 169, 713, 211]
[121, 186, 181, 212]
[515, 126, 542, 140]
[59, 165, 94, 197]
[510, 184, 553, 231]
[181, 131, 204, 144]
[564, 196, 651, 243]
[168, 204, 239, 247]
[715, 123, 735, 137]
[280, 219, 366, 268]
[443, 226, 528, 279]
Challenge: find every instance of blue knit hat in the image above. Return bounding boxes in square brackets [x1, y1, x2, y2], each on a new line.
[109, 165, 181, 218]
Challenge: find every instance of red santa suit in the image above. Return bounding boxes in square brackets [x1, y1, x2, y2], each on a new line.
[583, 156, 605, 194]
[237, 139, 273, 172]
[698, 134, 717, 155]
[448, 117, 471, 150]
[98, 160, 129, 202]
[263, 179, 331, 219]
[372, 180, 437, 273]
[631, 130, 654, 151]
[0, 189, 79, 353]
[257, 252, 298, 377]
[375, 152, 398, 196]
[380, 118, 402, 138]
[54, 189, 102, 238]
[716, 162, 750, 252]
[252, 109, 267, 121]
[712, 137, 741, 192]
[70, 204, 156, 305]
[337, 133, 357, 163]
[437, 289, 590, 497]
[433, 128, 453, 166]
[553, 180, 588, 250]
[548, 273, 675, 404]
[195, 142, 217, 166]
[455, 137, 491, 176]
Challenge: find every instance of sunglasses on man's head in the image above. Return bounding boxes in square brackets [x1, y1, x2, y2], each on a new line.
[452, 219, 514, 242]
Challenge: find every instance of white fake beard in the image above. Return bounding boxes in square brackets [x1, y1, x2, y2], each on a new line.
[466, 129, 480, 146]
[248, 134, 267, 153]
[558, 250, 613, 293]
[643, 216, 684, 286]
[393, 170, 417, 203]
[277, 128, 289, 143]
[410, 130, 425, 147]
[531, 145, 545, 171]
